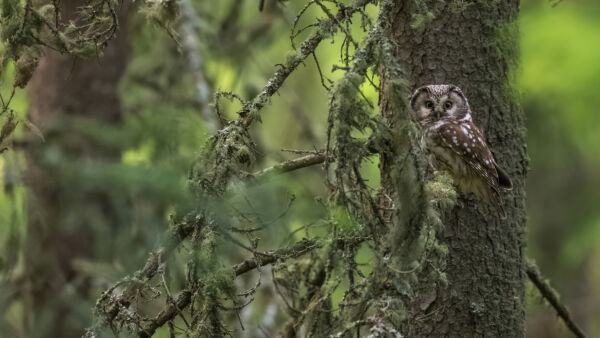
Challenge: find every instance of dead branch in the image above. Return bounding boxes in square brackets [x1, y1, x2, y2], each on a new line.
[252, 152, 327, 178]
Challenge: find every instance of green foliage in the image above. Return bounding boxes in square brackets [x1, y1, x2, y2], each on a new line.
[330, 206, 361, 236]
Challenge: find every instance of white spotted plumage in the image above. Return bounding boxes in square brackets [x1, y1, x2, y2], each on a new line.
[409, 84, 513, 217]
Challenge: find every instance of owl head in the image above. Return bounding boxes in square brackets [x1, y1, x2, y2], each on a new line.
[409, 84, 471, 123]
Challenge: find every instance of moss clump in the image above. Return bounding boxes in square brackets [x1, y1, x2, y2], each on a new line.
[190, 123, 257, 194]
[425, 171, 457, 210]
[410, 12, 435, 29]
[143, 0, 179, 25]
[0, 113, 17, 144]
[142, 0, 180, 43]
[14, 46, 41, 88]
[0, 0, 26, 51]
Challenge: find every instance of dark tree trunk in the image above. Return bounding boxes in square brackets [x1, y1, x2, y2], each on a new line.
[381, 1, 527, 336]
[21, 1, 130, 337]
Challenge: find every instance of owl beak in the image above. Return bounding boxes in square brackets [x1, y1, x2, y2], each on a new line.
[434, 109, 443, 119]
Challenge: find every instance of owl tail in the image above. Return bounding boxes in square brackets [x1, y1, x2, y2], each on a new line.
[495, 165, 513, 191]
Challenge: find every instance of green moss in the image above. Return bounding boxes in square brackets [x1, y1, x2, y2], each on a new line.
[494, 19, 521, 105]
[425, 172, 457, 210]
[0, 0, 23, 44]
[410, 0, 439, 30]
[410, 12, 435, 29]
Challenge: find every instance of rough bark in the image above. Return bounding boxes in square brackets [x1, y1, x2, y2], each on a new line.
[381, 1, 527, 337]
[21, 1, 129, 337]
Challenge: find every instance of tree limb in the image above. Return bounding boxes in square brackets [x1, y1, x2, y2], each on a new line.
[252, 152, 327, 178]
[138, 291, 192, 338]
[526, 260, 586, 338]
[233, 238, 319, 276]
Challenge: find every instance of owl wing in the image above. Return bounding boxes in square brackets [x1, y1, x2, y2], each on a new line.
[436, 120, 501, 192]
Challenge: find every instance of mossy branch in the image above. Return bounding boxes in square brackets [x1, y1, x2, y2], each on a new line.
[138, 290, 192, 338]
[93, 214, 204, 326]
[136, 238, 319, 338]
[252, 152, 328, 178]
[237, 0, 375, 127]
[526, 259, 586, 338]
[233, 238, 319, 276]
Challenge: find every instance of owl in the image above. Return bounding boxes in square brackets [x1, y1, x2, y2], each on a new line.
[409, 84, 512, 216]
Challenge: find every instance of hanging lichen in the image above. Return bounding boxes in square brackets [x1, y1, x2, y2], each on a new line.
[189, 122, 257, 194]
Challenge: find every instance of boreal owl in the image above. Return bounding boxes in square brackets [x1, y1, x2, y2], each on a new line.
[410, 84, 512, 217]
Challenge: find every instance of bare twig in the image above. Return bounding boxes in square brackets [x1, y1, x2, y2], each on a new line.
[526, 260, 586, 338]
[252, 152, 327, 178]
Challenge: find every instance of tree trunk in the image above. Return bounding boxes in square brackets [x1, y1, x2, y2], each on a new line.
[381, 1, 527, 336]
[22, 1, 129, 337]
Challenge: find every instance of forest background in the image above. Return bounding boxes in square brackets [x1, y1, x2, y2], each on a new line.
[0, 0, 599, 337]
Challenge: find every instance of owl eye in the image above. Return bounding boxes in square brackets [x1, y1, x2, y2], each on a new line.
[425, 101, 434, 109]
[444, 101, 453, 109]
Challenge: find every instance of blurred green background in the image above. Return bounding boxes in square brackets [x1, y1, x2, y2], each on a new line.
[0, 0, 599, 337]
[521, 0, 600, 337]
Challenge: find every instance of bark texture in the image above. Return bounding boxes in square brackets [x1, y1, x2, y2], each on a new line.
[21, 1, 129, 337]
[381, 1, 527, 337]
